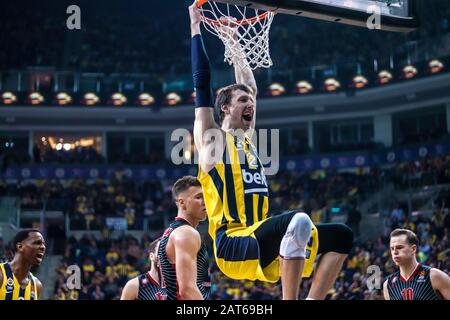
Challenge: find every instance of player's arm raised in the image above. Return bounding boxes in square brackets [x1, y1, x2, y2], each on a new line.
[189, 2, 220, 153]
[430, 268, 450, 300]
[231, 35, 257, 97]
[229, 22, 258, 131]
[173, 226, 204, 300]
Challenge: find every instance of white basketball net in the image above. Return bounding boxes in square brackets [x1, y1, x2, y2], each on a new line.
[199, 1, 275, 70]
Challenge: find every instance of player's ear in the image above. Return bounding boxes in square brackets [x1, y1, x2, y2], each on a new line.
[178, 197, 186, 210]
[221, 103, 229, 115]
[16, 242, 23, 252]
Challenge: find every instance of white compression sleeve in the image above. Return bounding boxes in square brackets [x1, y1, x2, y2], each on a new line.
[279, 212, 313, 259]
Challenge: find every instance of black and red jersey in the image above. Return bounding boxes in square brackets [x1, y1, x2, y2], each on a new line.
[137, 272, 161, 300]
[157, 217, 210, 300]
[386, 264, 441, 300]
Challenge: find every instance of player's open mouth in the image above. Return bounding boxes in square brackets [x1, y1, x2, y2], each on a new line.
[242, 114, 252, 122]
[36, 253, 44, 260]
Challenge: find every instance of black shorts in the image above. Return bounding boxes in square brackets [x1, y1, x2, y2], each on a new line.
[254, 210, 354, 269]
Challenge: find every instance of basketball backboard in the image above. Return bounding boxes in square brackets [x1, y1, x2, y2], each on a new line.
[212, 0, 419, 32]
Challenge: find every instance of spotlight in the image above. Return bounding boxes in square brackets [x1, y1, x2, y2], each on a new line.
[137, 93, 155, 106]
[1, 91, 17, 105]
[268, 83, 285, 96]
[165, 92, 181, 106]
[324, 78, 341, 92]
[377, 70, 393, 85]
[351, 75, 368, 89]
[110, 93, 127, 106]
[28, 92, 45, 105]
[428, 59, 444, 74]
[190, 91, 196, 104]
[56, 92, 72, 105]
[82, 93, 100, 106]
[295, 81, 313, 94]
[402, 64, 418, 79]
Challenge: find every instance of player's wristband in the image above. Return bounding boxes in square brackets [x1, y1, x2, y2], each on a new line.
[191, 34, 213, 108]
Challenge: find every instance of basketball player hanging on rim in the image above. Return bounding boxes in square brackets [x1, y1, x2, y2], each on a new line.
[383, 229, 450, 300]
[157, 176, 210, 300]
[0, 229, 45, 300]
[120, 238, 161, 300]
[190, 1, 353, 300]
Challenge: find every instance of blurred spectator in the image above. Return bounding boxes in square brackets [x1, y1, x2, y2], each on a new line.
[346, 203, 362, 240]
[2, 151, 449, 299]
[391, 202, 405, 223]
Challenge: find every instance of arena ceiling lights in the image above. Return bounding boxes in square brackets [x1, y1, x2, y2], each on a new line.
[323, 78, 341, 92]
[0, 59, 447, 107]
[295, 81, 313, 94]
[110, 93, 128, 106]
[82, 92, 100, 106]
[268, 83, 286, 96]
[165, 92, 182, 106]
[377, 70, 393, 84]
[27, 92, 45, 105]
[1, 91, 17, 105]
[428, 59, 444, 74]
[402, 64, 418, 79]
[190, 91, 196, 104]
[351, 75, 369, 89]
[137, 93, 155, 106]
[56, 92, 72, 106]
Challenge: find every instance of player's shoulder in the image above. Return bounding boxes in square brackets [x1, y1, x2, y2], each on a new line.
[419, 264, 432, 271]
[33, 275, 43, 287]
[126, 275, 140, 286]
[123, 276, 139, 289]
[171, 225, 201, 249]
[121, 276, 139, 300]
[385, 270, 399, 283]
[429, 267, 449, 280]
[172, 224, 200, 240]
[429, 267, 450, 292]
[33, 275, 44, 298]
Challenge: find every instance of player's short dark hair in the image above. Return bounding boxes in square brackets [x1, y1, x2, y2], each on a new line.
[12, 229, 42, 253]
[172, 176, 201, 199]
[215, 83, 253, 125]
[390, 229, 419, 246]
[147, 238, 160, 255]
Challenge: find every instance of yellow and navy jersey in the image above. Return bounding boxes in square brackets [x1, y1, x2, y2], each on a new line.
[198, 132, 269, 240]
[0, 262, 39, 300]
[199, 132, 319, 282]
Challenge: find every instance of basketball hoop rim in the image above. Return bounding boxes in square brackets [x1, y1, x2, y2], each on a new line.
[196, 0, 274, 26]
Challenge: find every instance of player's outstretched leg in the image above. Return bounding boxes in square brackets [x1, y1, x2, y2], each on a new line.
[306, 223, 353, 299]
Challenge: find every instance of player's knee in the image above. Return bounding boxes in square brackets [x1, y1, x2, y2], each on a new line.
[335, 223, 354, 254]
[290, 212, 313, 243]
[279, 212, 313, 259]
